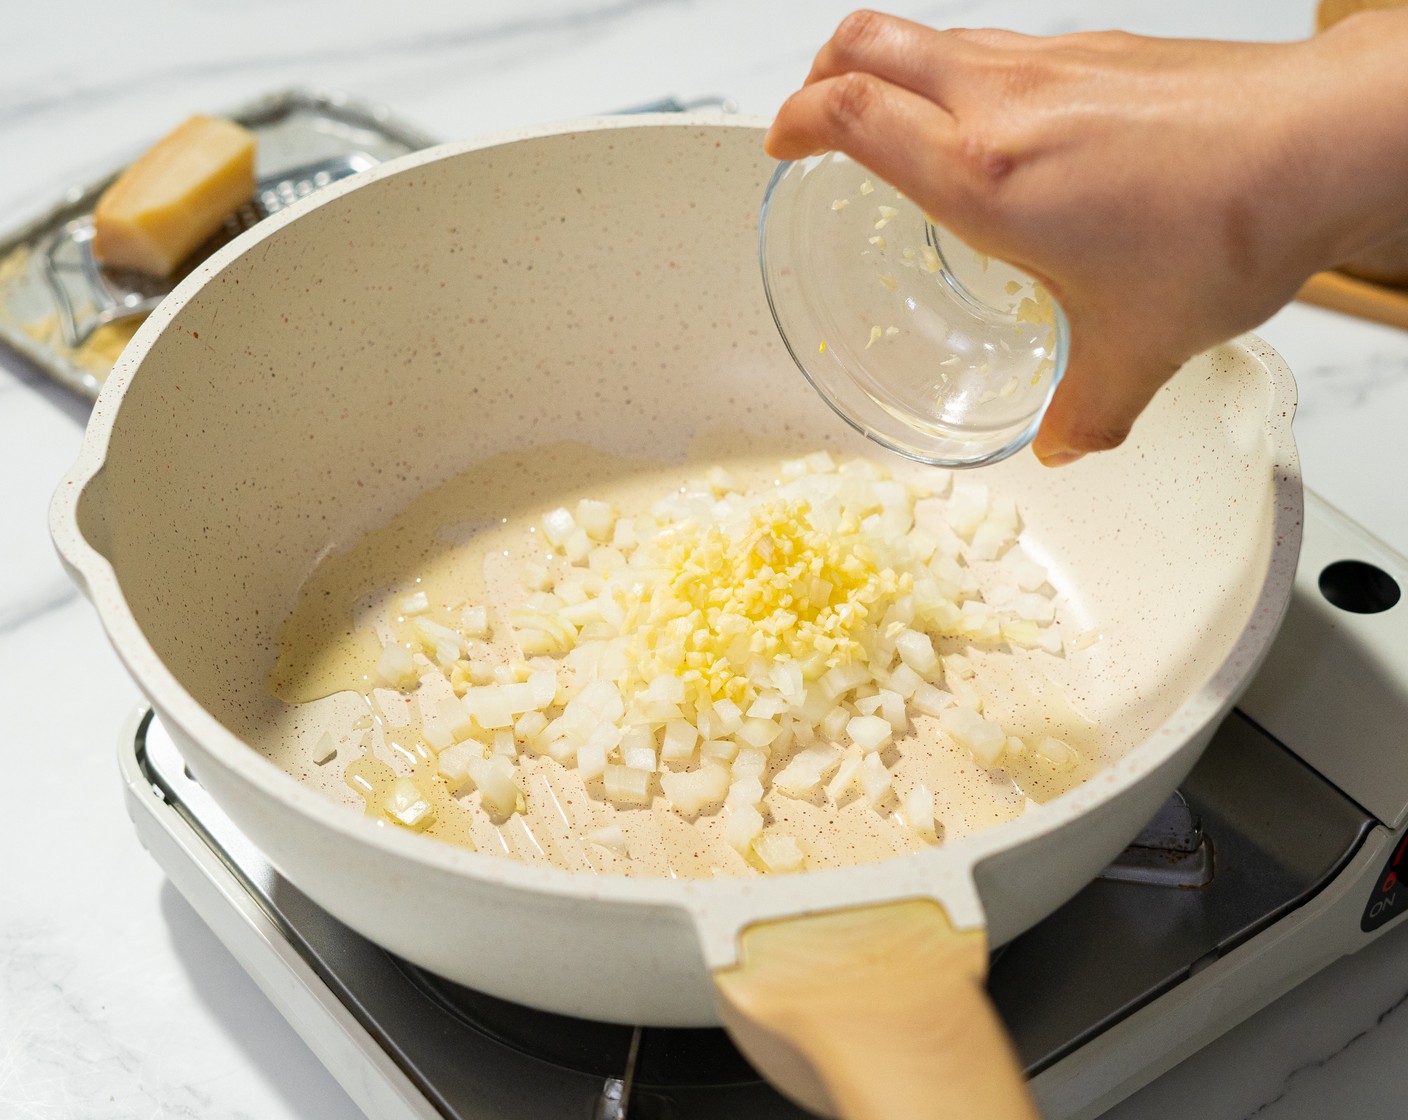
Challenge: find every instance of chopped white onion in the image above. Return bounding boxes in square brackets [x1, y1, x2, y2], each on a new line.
[621, 726, 658, 772]
[312, 732, 337, 766]
[660, 719, 699, 763]
[375, 642, 418, 690]
[384, 777, 434, 829]
[895, 629, 939, 676]
[942, 653, 975, 680]
[858, 752, 893, 806]
[602, 764, 652, 805]
[725, 804, 765, 854]
[461, 682, 537, 730]
[437, 743, 478, 786]
[1033, 736, 1081, 772]
[371, 454, 1068, 868]
[939, 707, 1006, 767]
[1011, 593, 1056, 624]
[542, 507, 576, 548]
[577, 740, 608, 782]
[727, 775, 765, 807]
[575, 499, 617, 541]
[753, 831, 806, 873]
[826, 747, 865, 802]
[946, 483, 989, 540]
[660, 764, 729, 817]
[901, 783, 936, 837]
[773, 744, 842, 797]
[736, 717, 781, 748]
[700, 737, 740, 763]
[910, 683, 955, 718]
[846, 715, 893, 754]
[1002, 545, 1049, 593]
[468, 756, 520, 817]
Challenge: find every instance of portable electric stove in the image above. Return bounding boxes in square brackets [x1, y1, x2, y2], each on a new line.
[119, 489, 1408, 1120]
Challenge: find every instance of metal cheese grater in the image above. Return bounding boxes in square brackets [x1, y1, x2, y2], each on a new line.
[40, 151, 378, 348]
[0, 88, 736, 397]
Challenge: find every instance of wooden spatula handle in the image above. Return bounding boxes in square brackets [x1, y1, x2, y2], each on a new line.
[714, 899, 1039, 1120]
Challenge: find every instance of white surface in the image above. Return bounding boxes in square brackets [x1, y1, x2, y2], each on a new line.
[1240, 492, 1408, 829]
[3, 2, 1408, 1118]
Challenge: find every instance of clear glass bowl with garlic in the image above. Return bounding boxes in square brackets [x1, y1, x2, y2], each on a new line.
[760, 151, 1069, 467]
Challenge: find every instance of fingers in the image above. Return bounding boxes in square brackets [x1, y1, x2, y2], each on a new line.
[1031, 334, 1182, 467]
[766, 68, 953, 154]
[765, 74, 971, 213]
[768, 12, 1041, 228]
[802, 12, 1041, 105]
[802, 11, 968, 103]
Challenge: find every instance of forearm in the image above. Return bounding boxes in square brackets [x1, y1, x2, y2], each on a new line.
[1293, 8, 1408, 272]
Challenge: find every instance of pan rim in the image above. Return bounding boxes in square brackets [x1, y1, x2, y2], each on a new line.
[49, 117, 1303, 954]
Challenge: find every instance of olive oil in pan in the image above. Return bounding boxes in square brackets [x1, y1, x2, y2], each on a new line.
[268, 440, 1107, 877]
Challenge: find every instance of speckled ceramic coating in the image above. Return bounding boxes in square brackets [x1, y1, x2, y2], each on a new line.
[51, 117, 1301, 1028]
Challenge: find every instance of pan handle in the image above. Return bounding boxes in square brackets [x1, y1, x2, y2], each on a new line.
[713, 898, 1038, 1120]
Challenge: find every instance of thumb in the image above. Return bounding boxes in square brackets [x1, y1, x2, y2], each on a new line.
[1031, 334, 1183, 467]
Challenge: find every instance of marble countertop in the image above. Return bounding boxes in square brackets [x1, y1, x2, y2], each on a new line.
[4, 2, 1408, 1118]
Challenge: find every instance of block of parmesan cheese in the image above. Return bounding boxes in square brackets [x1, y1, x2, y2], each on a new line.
[92, 115, 256, 278]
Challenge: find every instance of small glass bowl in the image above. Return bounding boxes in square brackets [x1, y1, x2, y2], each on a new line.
[760, 151, 1069, 467]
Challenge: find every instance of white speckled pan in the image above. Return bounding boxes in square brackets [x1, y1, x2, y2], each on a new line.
[52, 118, 1301, 1117]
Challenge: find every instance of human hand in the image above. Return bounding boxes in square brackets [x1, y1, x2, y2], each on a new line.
[767, 10, 1408, 465]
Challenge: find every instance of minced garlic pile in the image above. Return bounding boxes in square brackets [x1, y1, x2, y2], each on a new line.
[368, 453, 1077, 873]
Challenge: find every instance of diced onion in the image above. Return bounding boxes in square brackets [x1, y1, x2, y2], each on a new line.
[753, 831, 806, 873]
[542, 507, 576, 548]
[773, 744, 842, 797]
[1033, 736, 1081, 772]
[895, 629, 939, 676]
[846, 715, 893, 754]
[622, 727, 658, 772]
[826, 747, 865, 802]
[602, 764, 652, 804]
[939, 707, 1006, 767]
[727, 776, 765, 807]
[901, 783, 936, 837]
[372, 454, 1071, 872]
[577, 740, 608, 781]
[576, 499, 617, 541]
[311, 732, 337, 766]
[946, 483, 989, 539]
[660, 764, 729, 817]
[384, 777, 434, 830]
[726, 804, 765, 854]
[910, 683, 954, 718]
[858, 752, 893, 806]
[467, 756, 520, 818]
[461, 682, 537, 730]
[437, 743, 478, 786]
[660, 719, 699, 763]
[375, 642, 418, 689]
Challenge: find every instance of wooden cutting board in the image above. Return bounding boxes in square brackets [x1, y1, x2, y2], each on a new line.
[1297, 271, 1408, 331]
